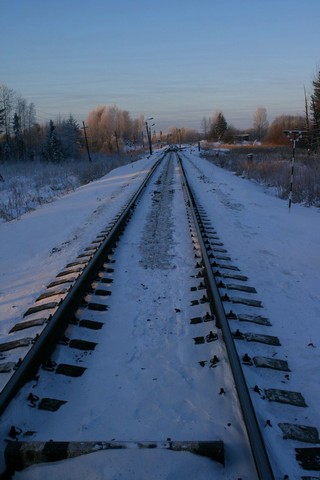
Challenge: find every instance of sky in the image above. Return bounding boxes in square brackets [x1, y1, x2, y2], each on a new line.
[1, 0, 320, 132]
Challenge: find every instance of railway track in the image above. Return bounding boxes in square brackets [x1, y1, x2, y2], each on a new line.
[0, 149, 318, 479]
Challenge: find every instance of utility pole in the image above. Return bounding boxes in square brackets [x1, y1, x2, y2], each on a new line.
[283, 130, 306, 210]
[82, 121, 92, 163]
[304, 87, 312, 154]
[145, 118, 154, 155]
[0, 109, 4, 181]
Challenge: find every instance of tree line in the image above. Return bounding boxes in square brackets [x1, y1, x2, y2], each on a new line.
[201, 108, 317, 147]
[0, 86, 147, 162]
[201, 72, 320, 149]
[0, 84, 84, 162]
[1, 69, 320, 162]
[201, 108, 307, 146]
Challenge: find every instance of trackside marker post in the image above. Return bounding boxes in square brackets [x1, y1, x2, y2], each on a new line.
[283, 130, 307, 210]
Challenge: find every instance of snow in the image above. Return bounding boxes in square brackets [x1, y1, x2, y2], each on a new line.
[0, 148, 319, 479]
[0, 158, 155, 337]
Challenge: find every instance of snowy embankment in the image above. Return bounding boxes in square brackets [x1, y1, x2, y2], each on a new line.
[0, 155, 155, 338]
[182, 148, 320, 477]
[0, 149, 319, 478]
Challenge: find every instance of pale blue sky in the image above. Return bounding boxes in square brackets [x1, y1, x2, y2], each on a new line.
[1, 0, 319, 131]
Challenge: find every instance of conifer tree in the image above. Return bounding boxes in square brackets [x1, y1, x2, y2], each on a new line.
[12, 113, 25, 160]
[211, 112, 228, 141]
[58, 115, 82, 159]
[42, 120, 64, 162]
[311, 70, 320, 151]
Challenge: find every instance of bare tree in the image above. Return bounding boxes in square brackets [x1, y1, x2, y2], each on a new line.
[132, 114, 145, 146]
[0, 84, 16, 140]
[265, 114, 305, 144]
[15, 95, 28, 132]
[0, 108, 5, 133]
[25, 102, 36, 157]
[253, 107, 268, 141]
[86, 105, 141, 153]
[200, 116, 211, 138]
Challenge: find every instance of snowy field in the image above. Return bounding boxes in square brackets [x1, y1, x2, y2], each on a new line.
[0, 148, 319, 478]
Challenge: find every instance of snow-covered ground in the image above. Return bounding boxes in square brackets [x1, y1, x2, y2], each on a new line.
[0, 156, 156, 337]
[0, 148, 319, 479]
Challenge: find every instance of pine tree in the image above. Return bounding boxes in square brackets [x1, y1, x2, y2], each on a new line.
[58, 115, 82, 159]
[42, 120, 65, 162]
[12, 113, 25, 160]
[310, 70, 320, 151]
[211, 112, 227, 142]
[0, 108, 5, 169]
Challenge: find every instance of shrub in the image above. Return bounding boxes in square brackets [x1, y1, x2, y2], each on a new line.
[0, 153, 140, 221]
[203, 146, 320, 207]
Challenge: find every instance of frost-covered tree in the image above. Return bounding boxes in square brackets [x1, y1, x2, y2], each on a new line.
[24, 102, 36, 158]
[0, 85, 37, 160]
[42, 120, 65, 162]
[166, 127, 198, 144]
[57, 115, 82, 159]
[86, 105, 142, 153]
[131, 114, 145, 146]
[0, 108, 5, 133]
[0, 84, 16, 140]
[15, 96, 28, 133]
[201, 116, 211, 139]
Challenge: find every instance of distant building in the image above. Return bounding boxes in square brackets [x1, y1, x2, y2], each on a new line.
[234, 134, 250, 143]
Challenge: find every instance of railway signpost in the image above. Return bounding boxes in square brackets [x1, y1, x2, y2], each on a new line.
[283, 130, 307, 210]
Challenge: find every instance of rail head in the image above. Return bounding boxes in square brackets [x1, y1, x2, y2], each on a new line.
[0, 155, 164, 418]
[177, 153, 275, 480]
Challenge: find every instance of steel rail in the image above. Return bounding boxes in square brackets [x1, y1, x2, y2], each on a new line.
[177, 154, 275, 480]
[0, 153, 165, 417]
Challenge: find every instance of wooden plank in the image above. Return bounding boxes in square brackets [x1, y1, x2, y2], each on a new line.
[227, 284, 257, 293]
[38, 398, 67, 411]
[265, 389, 307, 407]
[0, 362, 15, 373]
[245, 333, 281, 346]
[238, 314, 271, 326]
[68, 339, 97, 351]
[36, 289, 69, 301]
[231, 297, 262, 307]
[253, 356, 290, 371]
[47, 279, 75, 288]
[79, 320, 103, 330]
[296, 448, 320, 471]
[55, 364, 86, 377]
[9, 318, 47, 333]
[279, 423, 319, 443]
[86, 302, 108, 311]
[4, 440, 224, 472]
[0, 338, 32, 352]
[193, 336, 205, 345]
[23, 302, 58, 317]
